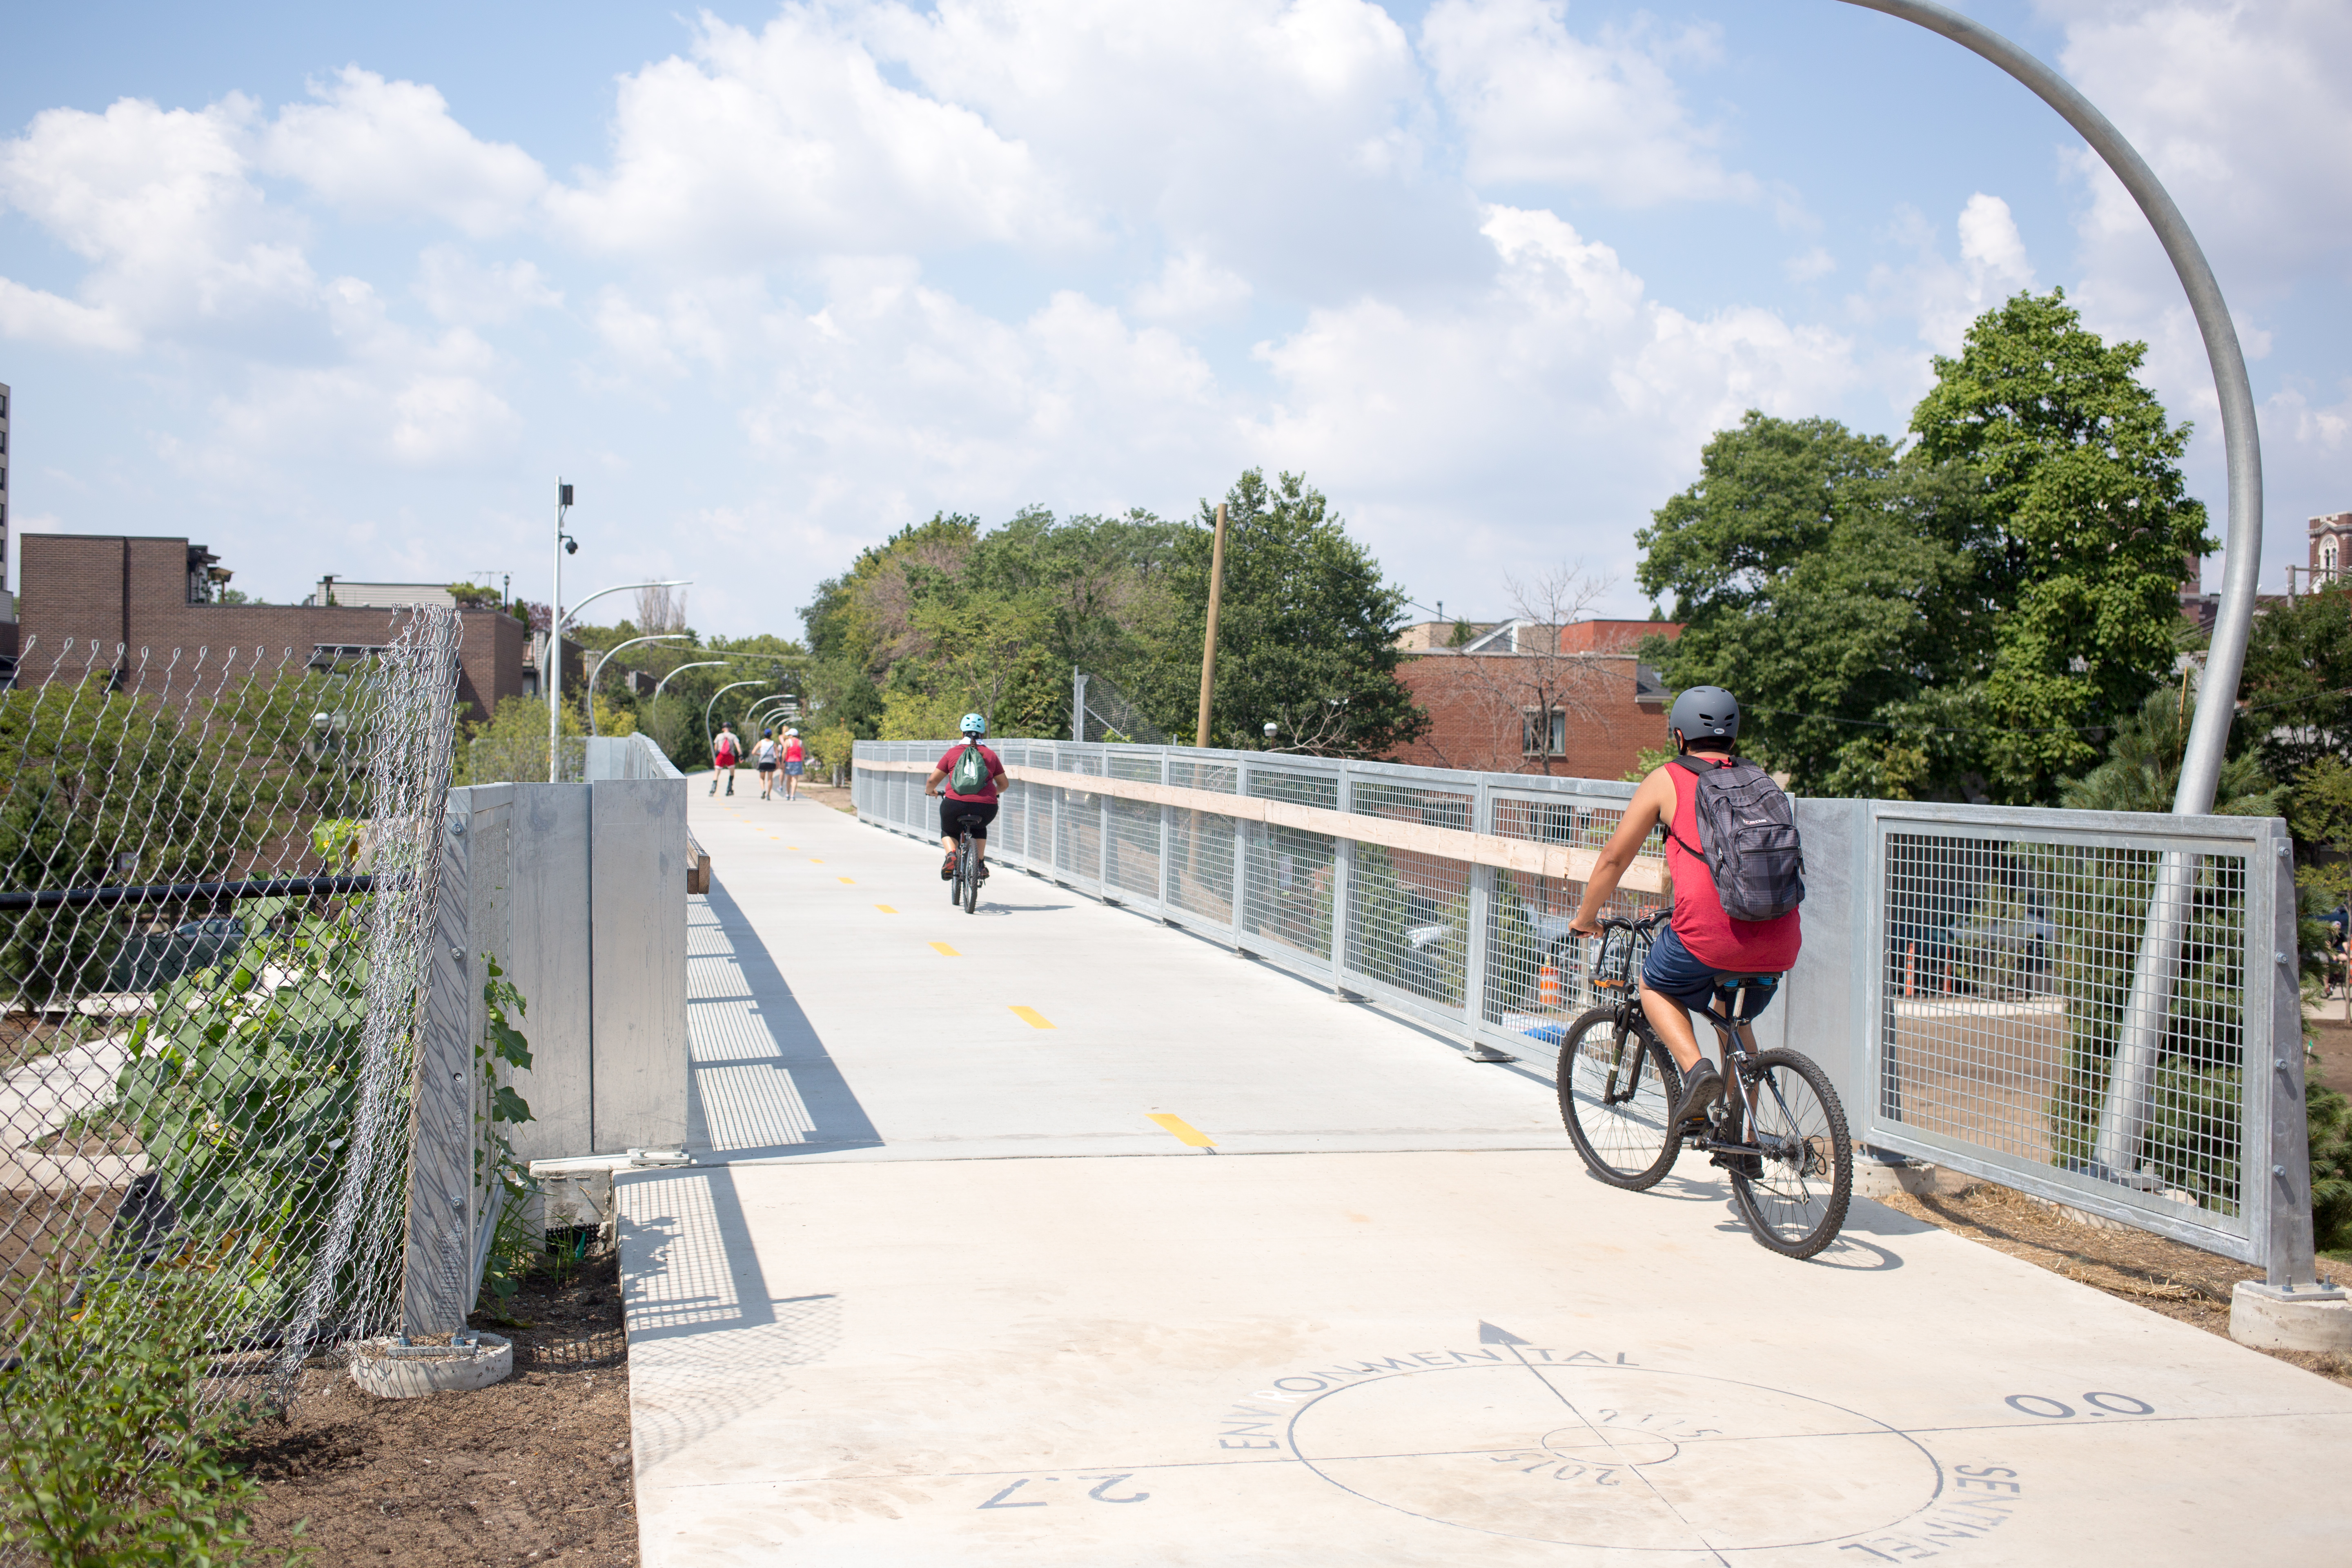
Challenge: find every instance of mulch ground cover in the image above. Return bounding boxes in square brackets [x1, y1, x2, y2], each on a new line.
[1876, 1179, 2352, 1391]
[230, 1252, 635, 1566]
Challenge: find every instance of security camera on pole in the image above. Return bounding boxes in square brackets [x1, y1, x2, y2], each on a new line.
[544, 479, 691, 780]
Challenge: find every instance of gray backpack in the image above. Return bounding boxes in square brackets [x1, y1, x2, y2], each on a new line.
[1667, 755, 1804, 922]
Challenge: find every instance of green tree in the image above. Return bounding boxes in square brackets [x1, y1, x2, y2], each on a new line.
[1910, 288, 2213, 802]
[1636, 413, 1989, 796]
[1149, 470, 1425, 757]
[2238, 577, 2352, 788]
[2056, 689, 2280, 816]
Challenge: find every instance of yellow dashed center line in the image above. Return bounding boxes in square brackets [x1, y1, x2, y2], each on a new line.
[1008, 1006, 1054, 1029]
[874, 904, 898, 914]
[1147, 1113, 1216, 1149]
[838, 877, 855, 884]
[809, 859, 824, 864]
[930, 942, 960, 957]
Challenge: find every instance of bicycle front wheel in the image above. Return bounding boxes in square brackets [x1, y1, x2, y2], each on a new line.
[1557, 1007, 1683, 1190]
[1728, 1048, 1853, 1259]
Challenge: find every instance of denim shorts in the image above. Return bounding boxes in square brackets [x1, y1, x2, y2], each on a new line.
[1642, 925, 1782, 1019]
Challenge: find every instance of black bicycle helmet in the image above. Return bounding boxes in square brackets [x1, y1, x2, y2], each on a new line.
[1667, 685, 1740, 746]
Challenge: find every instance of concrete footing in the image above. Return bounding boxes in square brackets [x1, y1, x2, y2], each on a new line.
[2230, 1281, 2352, 1352]
[1853, 1158, 1972, 1199]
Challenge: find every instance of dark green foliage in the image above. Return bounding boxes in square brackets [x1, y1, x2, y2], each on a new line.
[2240, 578, 2352, 788]
[1150, 470, 1426, 757]
[114, 909, 372, 1323]
[1909, 289, 2213, 803]
[1642, 292, 2211, 806]
[2058, 691, 2282, 818]
[1636, 413, 1989, 797]
[2310, 1080, 2352, 1256]
[478, 957, 539, 1306]
[0, 788, 117, 1005]
[0, 1266, 300, 1566]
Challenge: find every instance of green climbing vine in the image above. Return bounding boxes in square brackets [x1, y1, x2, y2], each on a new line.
[477, 956, 539, 1306]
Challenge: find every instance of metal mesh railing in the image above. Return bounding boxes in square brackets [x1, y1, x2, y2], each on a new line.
[1870, 812, 2267, 1254]
[853, 736, 2307, 1274]
[0, 615, 461, 1415]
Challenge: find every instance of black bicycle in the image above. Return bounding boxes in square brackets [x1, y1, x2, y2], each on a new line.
[949, 820, 982, 915]
[1557, 913, 1852, 1258]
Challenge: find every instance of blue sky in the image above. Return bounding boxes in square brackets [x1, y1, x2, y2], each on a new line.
[3, 1, 2346, 638]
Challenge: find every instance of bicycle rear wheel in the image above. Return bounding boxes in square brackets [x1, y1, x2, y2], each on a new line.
[1557, 1007, 1684, 1190]
[1728, 1048, 1853, 1259]
[962, 836, 980, 913]
[949, 833, 966, 905]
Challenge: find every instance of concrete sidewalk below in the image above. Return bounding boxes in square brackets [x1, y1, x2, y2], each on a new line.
[619, 1150, 2352, 1567]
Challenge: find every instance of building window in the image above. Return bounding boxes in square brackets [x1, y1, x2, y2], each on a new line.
[2325, 541, 2340, 574]
[309, 644, 389, 671]
[1522, 707, 1566, 756]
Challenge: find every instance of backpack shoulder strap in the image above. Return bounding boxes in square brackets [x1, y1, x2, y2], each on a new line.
[1662, 753, 1709, 859]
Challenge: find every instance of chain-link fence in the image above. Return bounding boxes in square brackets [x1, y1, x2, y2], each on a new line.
[854, 737, 2313, 1280]
[0, 615, 461, 1416]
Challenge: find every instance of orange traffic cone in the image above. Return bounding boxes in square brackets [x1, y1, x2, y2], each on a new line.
[1538, 964, 1563, 1010]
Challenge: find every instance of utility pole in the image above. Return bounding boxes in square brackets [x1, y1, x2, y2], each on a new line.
[1194, 502, 1227, 749]
[549, 480, 575, 783]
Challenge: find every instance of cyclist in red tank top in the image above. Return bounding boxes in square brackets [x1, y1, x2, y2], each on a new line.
[1568, 686, 1799, 1129]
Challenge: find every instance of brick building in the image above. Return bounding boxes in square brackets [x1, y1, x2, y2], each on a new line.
[1389, 619, 1684, 779]
[16, 534, 527, 720]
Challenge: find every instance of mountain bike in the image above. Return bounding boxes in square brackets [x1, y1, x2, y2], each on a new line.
[1557, 913, 1852, 1258]
[949, 822, 982, 915]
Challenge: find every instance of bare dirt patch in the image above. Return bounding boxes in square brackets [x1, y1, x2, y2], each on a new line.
[1878, 1180, 2352, 1390]
[232, 1252, 635, 1566]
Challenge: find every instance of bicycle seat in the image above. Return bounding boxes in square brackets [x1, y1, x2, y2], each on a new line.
[1710, 972, 1782, 990]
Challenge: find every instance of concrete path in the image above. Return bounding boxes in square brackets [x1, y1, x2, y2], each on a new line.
[619, 785, 2352, 1566]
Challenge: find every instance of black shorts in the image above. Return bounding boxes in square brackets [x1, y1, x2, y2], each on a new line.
[757, 762, 777, 774]
[940, 797, 999, 841]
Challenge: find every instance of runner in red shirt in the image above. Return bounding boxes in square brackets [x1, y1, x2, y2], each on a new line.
[923, 713, 1007, 881]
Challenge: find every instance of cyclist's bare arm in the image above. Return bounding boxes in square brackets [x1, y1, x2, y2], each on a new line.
[1568, 766, 1677, 937]
[924, 768, 946, 796]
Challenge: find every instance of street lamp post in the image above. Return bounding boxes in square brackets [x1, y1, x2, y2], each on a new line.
[586, 634, 690, 737]
[702, 681, 772, 762]
[543, 566, 690, 782]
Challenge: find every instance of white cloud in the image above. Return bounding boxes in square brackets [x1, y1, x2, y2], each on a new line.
[0, 277, 138, 351]
[258, 69, 548, 236]
[1421, 0, 1755, 205]
[1851, 194, 2036, 383]
[0, 95, 317, 347]
[414, 245, 561, 326]
[1132, 252, 1252, 324]
[544, 7, 1089, 264]
[1784, 246, 1835, 284]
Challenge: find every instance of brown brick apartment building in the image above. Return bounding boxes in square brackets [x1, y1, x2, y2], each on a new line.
[17, 534, 526, 720]
[1390, 619, 1682, 780]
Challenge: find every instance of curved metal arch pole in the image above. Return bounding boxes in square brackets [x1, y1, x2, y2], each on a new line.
[1835, 0, 2260, 817]
[1838, 3, 2318, 1290]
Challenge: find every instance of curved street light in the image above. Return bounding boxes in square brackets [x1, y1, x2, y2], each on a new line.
[586, 634, 689, 737]
[702, 680, 775, 764]
[651, 660, 728, 705]
[746, 693, 798, 731]
[1837, 2, 2301, 1280]
[1838, 0, 2257, 815]
[545, 576, 692, 782]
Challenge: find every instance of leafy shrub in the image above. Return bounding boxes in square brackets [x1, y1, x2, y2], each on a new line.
[112, 911, 374, 1326]
[476, 956, 539, 1307]
[0, 1265, 299, 1566]
[2311, 1079, 2352, 1257]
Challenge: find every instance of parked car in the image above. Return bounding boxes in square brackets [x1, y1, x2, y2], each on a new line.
[109, 916, 247, 992]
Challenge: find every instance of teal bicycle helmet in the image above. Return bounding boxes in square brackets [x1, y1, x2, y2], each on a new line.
[959, 712, 987, 736]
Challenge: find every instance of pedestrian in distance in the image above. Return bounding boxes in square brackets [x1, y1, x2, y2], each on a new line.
[710, 722, 741, 796]
[753, 729, 780, 800]
[782, 726, 807, 801]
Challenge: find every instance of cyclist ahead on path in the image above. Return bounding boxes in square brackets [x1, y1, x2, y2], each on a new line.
[1568, 686, 1802, 1131]
[924, 713, 1007, 881]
